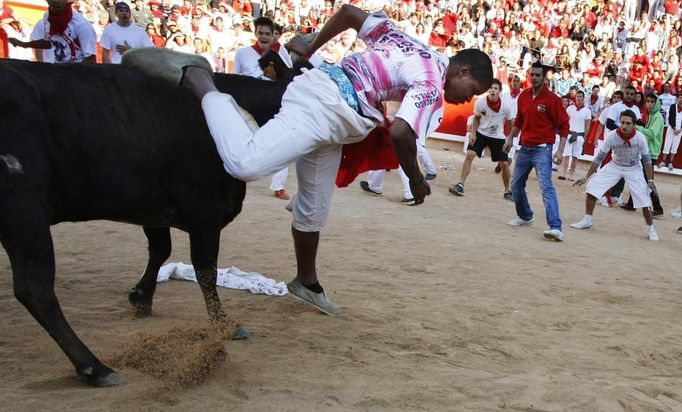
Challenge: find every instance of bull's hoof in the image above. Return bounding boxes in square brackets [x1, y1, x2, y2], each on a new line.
[77, 365, 121, 387]
[232, 324, 252, 340]
[128, 288, 152, 316]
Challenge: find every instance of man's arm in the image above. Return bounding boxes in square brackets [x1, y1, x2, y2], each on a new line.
[101, 47, 112, 64]
[390, 118, 430, 205]
[503, 125, 519, 152]
[470, 115, 480, 145]
[7, 38, 52, 49]
[288, 4, 368, 57]
[583, 117, 591, 140]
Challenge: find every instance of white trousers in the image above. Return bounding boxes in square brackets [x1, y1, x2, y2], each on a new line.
[662, 128, 682, 155]
[269, 167, 289, 191]
[202, 68, 376, 231]
[586, 163, 652, 209]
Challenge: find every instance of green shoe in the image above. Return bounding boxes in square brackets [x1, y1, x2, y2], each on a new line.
[287, 279, 341, 316]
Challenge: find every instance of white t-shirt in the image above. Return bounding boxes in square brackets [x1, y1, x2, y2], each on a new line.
[31, 11, 97, 63]
[473, 96, 513, 139]
[599, 129, 649, 168]
[100, 23, 153, 64]
[606, 102, 641, 129]
[586, 94, 604, 118]
[566, 105, 592, 133]
[341, 12, 449, 144]
[233, 45, 293, 79]
[501, 90, 520, 119]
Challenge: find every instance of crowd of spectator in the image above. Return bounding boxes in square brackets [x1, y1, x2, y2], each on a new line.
[1, 0, 680, 91]
[1, 0, 682, 152]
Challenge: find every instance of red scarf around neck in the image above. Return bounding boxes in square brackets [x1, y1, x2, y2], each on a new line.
[590, 94, 598, 105]
[48, 2, 73, 36]
[574, 103, 585, 110]
[487, 96, 501, 112]
[510, 88, 521, 98]
[253, 41, 281, 55]
[617, 128, 635, 146]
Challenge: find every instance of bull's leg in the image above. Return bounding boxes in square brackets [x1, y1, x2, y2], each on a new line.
[2, 219, 119, 387]
[188, 228, 250, 339]
[128, 226, 171, 316]
[189, 228, 224, 322]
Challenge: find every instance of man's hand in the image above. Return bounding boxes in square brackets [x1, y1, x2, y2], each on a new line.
[502, 138, 512, 153]
[409, 177, 431, 205]
[8, 37, 23, 47]
[648, 180, 657, 196]
[552, 150, 563, 165]
[115, 41, 131, 54]
[285, 35, 310, 57]
[573, 177, 587, 187]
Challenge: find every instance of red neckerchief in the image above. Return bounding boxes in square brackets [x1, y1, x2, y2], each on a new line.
[253, 42, 281, 55]
[510, 88, 521, 98]
[48, 2, 73, 36]
[678, 102, 682, 112]
[252, 41, 267, 55]
[574, 103, 585, 110]
[590, 94, 598, 105]
[624, 101, 635, 108]
[487, 96, 501, 112]
[641, 107, 648, 125]
[617, 128, 635, 146]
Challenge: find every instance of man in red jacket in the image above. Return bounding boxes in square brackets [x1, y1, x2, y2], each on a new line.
[503, 61, 569, 241]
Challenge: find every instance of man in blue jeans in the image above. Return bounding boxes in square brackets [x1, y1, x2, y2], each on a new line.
[502, 62, 569, 241]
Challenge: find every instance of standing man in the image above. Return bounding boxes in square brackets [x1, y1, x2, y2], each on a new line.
[621, 94, 664, 216]
[449, 79, 514, 200]
[500, 73, 522, 172]
[604, 85, 642, 205]
[503, 61, 569, 241]
[124, 5, 493, 315]
[9, 0, 96, 63]
[659, 94, 682, 170]
[233, 17, 293, 200]
[100, 2, 152, 64]
[559, 90, 591, 181]
[570, 110, 659, 241]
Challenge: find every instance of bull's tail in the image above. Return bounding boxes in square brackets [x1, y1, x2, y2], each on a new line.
[0, 155, 25, 176]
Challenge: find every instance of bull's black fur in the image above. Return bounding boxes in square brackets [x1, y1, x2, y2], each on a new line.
[0, 58, 290, 386]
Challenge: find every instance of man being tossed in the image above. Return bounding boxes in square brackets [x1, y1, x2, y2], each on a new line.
[123, 5, 493, 315]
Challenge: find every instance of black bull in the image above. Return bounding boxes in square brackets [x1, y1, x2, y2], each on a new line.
[0, 59, 289, 386]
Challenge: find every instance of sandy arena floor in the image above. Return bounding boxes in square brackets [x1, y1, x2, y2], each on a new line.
[1, 143, 681, 411]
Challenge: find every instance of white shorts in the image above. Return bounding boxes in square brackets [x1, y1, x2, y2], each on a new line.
[202, 68, 377, 231]
[563, 134, 584, 158]
[586, 162, 652, 209]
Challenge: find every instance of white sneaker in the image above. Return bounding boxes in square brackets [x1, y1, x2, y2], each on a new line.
[507, 217, 533, 226]
[570, 218, 592, 229]
[599, 196, 610, 207]
[648, 229, 659, 241]
[543, 229, 564, 241]
[671, 208, 682, 218]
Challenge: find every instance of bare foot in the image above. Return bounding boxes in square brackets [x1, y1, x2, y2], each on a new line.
[181, 66, 218, 101]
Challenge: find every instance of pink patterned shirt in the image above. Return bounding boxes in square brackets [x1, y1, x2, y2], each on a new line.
[341, 12, 448, 142]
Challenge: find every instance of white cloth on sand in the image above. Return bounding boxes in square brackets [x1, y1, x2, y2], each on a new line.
[156, 262, 288, 296]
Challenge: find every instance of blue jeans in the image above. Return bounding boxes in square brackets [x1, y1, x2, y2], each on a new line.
[511, 145, 562, 230]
